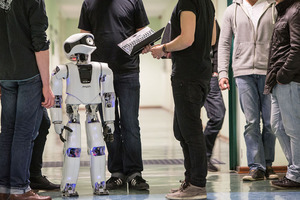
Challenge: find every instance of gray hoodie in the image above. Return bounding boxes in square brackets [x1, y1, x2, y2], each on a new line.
[218, 0, 276, 80]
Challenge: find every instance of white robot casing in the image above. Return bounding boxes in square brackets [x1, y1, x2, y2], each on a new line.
[50, 33, 115, 196]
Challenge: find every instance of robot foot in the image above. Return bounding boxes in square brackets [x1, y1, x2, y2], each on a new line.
[62, 190, 79, 197]
[93, 189, 109, 196]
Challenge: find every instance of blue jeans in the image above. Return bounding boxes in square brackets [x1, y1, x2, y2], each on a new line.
[271, 82, 300, 183]
[204, 77, 226, 159]
[0, 75, 43, 194]
[106, 73, 143, 179]
[172, 78, 209, 187]
[30, 108, 51, 178]
[235, 75, 275, 171]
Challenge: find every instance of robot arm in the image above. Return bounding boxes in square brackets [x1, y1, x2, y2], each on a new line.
[100, 63, 115, 142]
[50, 65, 68, 134]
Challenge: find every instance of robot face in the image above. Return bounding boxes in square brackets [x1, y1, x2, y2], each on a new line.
[63, 33, 97, 61]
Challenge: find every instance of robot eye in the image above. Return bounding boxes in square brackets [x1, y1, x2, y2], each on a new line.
[64, 43, 71, 53]
[86, 37, 94, 46]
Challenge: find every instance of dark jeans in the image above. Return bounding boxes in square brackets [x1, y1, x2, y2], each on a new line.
[203, 77, 225, 159]
[106, 72, 143, 178]
[0, 75, 43, 194]
[30, 108, 51, 178]
[172, 78, 209, 187]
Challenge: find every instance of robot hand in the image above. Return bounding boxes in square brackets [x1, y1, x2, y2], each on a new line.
[54, 123, 65, 135]
[103, 122, 114, 143]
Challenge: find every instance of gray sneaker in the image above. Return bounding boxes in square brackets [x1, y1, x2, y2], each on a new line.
[170, 180, 187, 193]
[242, 169, 265, 181]
[166, 183, 207, 200]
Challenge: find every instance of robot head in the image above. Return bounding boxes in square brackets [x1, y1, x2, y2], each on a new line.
[63, 33, 96, 61]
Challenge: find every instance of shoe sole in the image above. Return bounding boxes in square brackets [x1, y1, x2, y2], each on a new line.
[266, 175, 279, 180]
[129, 186, 149, 190]
[242, 177, 264, 181]
[271, 181, 300, 189]
[165, 194, 207, 199]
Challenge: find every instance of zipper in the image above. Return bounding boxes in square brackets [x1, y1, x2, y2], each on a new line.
[254, 3, 273, 70]
[240, 2, 273, 71]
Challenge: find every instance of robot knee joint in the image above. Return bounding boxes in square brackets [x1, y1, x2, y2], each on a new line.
[91, 146, 105, 156]
[66, 148, 81, 157]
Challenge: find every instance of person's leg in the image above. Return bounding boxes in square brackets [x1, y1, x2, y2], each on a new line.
[203, 77, 225, 171]
[235, 75, 265, 180]
[272, 83, 300, 184]
[30, 108, 50, 178]
[172, 79, 208, 187]
[1, 76, 43, 194]
[257, 75, 277, 179]
[166, 79, 208, 200]
[0, 81, 18, 195]
[106, 98, 126, 189]
[107, 73, 147, 189]
[113, 73, 148, 189]
[29, 108, 60, 190]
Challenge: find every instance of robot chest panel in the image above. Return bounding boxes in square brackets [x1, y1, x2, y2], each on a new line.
[66, 64, 101, 104]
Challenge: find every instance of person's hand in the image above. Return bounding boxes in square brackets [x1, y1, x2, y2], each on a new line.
[42, 86, 55, 108]
[219, 78, 230, 90]
[141, 44, 152, 54]
[150, 44, 166, 59]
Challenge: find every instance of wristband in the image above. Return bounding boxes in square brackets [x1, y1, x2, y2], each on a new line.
[162, 44, 168, 53]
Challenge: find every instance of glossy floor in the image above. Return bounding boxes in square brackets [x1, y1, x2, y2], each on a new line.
[40, 108, 300, 200]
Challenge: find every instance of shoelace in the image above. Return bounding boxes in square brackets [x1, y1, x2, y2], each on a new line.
[113, 178, 123, 186]
[178, 180, 189, 192]
[130, 176, 146, 186]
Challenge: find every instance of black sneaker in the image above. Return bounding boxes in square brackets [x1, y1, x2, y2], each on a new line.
[128, 176, 149, 190]
[265, 166, 279, 180]
[207, 160, 218, 172]
[271, 176, 300, 189]
[30, 176, 60, 190]
[242, 169, 265, 181]
[106, 177, 125, 190]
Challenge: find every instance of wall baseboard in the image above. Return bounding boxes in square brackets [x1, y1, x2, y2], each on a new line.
[237, 166, 287, 174]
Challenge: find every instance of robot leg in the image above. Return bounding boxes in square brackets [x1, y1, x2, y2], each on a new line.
[86, 113, 108, 195]
[61, 122, 81, 197]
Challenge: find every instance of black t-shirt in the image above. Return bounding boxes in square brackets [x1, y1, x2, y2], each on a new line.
[0, 0, 49, 80]
[78, 0, 149, 74]
[170, 0, 215, 82]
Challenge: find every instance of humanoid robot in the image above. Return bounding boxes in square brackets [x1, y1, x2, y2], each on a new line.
[50, 33, 115, 197]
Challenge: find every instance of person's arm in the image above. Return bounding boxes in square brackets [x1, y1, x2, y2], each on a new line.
[150, 11, 196, 59]
[27, 0, 54, 107]
[218, 8, 234, 90]
[80, 29, 91, 33]
[211, 19, 217, 46]
[276, 11, 300, 84]
[35, 50, 54, 108]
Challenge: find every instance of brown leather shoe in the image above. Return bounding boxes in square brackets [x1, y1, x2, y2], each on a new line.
[8, 191, 51, 200]
[0, 193, 9, 200]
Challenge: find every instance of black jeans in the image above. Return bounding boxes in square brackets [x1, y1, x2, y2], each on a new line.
[30, 108, 51, 178]
[203, 77, 225, 159]
[172, 78, 208, 187]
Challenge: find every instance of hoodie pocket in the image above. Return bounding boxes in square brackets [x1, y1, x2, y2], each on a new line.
[256, 43, 270, 67]
[233, 42, 254, 68]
